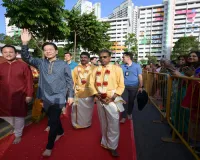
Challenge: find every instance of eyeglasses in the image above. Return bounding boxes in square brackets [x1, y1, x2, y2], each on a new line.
[99, 56, 109, 59]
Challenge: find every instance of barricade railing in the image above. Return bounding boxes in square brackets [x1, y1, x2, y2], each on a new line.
[143, 71, 200, 160]
[144, 71, 170, 120]
[167, 75, 200, 160]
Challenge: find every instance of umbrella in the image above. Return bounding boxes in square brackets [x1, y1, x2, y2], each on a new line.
[137, 90, 148, 111]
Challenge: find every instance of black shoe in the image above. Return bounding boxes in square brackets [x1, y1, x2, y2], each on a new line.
[111, 150, 119, 157]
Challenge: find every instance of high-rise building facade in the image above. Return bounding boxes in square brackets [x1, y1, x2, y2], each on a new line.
[73, 0, 101, 19]
[138, 0, 200, 60]
[101, 17, 130, 61]
[101, 0, 138, 61]
[93, 2, 101, 19]
[5, 18, 20, 37]
[138, 4, 165, 60]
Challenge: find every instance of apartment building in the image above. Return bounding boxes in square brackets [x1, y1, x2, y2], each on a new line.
[5, 18, 20, 37]
[93, 2, 101, 19]
[138, 0, 200, 60]
[101, 0, 138, 61]
[73, 0, 101, 19]
[101, 17, 130, 61]
[138, 4, 165, 60]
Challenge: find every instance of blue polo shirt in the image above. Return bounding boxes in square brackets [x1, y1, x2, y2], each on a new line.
[121, 62, 142, 86]
[68, 61, 78, 71]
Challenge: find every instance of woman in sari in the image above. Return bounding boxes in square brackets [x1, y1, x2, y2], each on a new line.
[171, 51, 200, 135]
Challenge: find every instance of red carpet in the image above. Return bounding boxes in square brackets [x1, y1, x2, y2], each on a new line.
[0, 106, 137, 160]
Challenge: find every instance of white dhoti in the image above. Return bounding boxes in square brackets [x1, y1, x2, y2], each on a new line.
[71, 96, 94, 129]
[97, 101, 120, 150]
[0, 117, 25, 137]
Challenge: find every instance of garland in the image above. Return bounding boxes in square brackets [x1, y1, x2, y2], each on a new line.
[95, 66, 110, 99]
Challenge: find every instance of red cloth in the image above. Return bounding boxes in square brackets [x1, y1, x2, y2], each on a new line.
[0, 60, 33, 117]
[0, 106, 137, 160]
[182, 81, 200, 122]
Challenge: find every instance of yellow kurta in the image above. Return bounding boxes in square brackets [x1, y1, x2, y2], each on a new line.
[71, 64, 95, 128]
[72, 64, 96, 98]
[88, 64, 125, 98]
[89, 64, 125, 150]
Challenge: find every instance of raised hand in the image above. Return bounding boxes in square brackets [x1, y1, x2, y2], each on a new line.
[21, 29, 32, 45]
[182, 66, 195, 77]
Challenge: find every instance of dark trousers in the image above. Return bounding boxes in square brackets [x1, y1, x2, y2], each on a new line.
[121, 86, 138, 118]
[45, 104, 64, 150]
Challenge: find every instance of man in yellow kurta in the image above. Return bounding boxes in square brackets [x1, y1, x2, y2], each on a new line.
[88, 49, 125, 157]
[71, 52, 95, 129]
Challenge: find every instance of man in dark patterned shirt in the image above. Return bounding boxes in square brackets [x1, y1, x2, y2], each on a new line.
[20, 29, 74, 157]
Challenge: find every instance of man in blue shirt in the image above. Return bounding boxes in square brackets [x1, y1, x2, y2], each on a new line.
[120, 52, 143, 123]
[64, 52, 78, 71]
[21, 29, 74, 157]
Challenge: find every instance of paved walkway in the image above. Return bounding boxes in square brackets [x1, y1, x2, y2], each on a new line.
[133, 103, 195, 160]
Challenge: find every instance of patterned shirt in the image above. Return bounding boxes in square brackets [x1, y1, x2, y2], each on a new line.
[21, 45, 74, 106]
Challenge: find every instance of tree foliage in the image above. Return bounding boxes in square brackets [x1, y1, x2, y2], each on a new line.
[0, 34, 42, 57]
[171, 36, 200, 60]
[57, 47, 65, 60]
[64, 9, 111, 55]
[124, 33, 138, 57]
[147, 55, 157, 64]
[140, 59, 148, 65]
[0, 33, 6, 42]
[2, 0, 69, 41]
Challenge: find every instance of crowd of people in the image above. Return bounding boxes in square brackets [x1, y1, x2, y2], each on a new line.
[0, 29, 144, 157]
[143, 51, 200, 146]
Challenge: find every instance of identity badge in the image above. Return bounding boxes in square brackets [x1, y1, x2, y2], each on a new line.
[125, 71, 129, 76]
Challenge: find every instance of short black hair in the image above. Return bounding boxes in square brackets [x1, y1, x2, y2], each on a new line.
[90, 57, 97, 61]
[65, 52, 72, 56]
[80, 52, 90, 58]
[98, 49, 111, 57]
[1, 45, 17, 53]
[123, 52, 133, 61]
[42, 42, 58, 50]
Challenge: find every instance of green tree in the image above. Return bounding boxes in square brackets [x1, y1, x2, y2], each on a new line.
[171, 36, 200, 60]
[64, 9, 111, 60]
[0, 34, 42, 57]
[0, 33, 6, 42]
[2, 0, 69, 42]
[147, 56, 157, 64]
[140, 59, 148, 65]
[57, 47, 65, 60]
[2, 36, 14, 45]
[124, 33, 138, 59]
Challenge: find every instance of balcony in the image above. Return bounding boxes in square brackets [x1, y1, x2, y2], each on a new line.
[153, 8, 164, 12]
[187, 3, 200, 9]
[175, 5, 187, 10]
[152, 31, 163, 34]
[152, 27, 163, 30]
[173, 33, 185, 38]
[151, 44, 162, 47]
[174, 15, 186, 19]
[174, 24, 186, 29]
[152, 22, 163, 26]
[174, 19, 186, 24]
